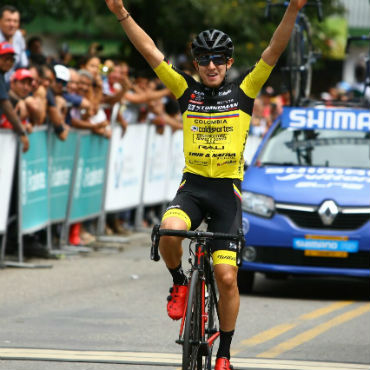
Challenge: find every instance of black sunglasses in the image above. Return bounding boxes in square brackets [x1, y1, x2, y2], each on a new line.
[196, 54, 227, 66]
[56, 78, 68, 87]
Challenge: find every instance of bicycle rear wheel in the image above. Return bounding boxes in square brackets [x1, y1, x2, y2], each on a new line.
[182, 269, 202, 370]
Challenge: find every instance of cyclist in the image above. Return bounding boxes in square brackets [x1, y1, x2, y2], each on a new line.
[105, 1, 308, 369]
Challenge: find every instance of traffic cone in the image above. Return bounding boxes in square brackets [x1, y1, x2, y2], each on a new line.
[69, 223, 81, 245]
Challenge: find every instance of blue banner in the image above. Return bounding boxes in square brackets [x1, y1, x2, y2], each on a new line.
[21, 129, 49, 232]
[69, 134, 109, 222]
[282, 107, 370, 132]
[49, 131, 78, 222]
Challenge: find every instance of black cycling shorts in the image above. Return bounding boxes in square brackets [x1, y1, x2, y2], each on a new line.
[161, 172, 242, 266]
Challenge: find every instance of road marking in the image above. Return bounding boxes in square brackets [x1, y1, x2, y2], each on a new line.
[231, 301, 354, 355]
[258, 303, 370, 358]
[0, 348, 368, 370]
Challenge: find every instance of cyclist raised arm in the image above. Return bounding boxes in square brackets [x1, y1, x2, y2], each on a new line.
[105, 0, 164, 69]
[262, 0, 308, 66]
[105, 1, 308, 370]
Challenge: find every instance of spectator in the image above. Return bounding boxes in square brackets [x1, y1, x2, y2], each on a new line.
[70, 69, 109, 137]
[44, 64, 70, 140]
[0, 41, 29, 151]
[0, 5, 28, 82]
[63, 67, 91, 126]
[26, 64, 48, 125]
[2, 68, 34, 134]
[26, 36, 47, 65]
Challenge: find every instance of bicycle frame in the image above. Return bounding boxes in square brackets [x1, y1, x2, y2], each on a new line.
[177, 239, 219, 352]
[150, 225, 244, 370]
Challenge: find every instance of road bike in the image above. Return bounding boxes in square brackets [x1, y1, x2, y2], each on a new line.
[151, 224, 244, 370]
[265, 0, 323, 106]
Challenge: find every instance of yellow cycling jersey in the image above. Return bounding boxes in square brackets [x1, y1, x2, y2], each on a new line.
[154, 58, 273, 180]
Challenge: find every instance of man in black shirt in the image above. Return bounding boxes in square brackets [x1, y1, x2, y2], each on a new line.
[0, 41, 28, 151]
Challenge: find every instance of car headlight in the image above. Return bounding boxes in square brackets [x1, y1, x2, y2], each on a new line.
[242, 191, 275, 218]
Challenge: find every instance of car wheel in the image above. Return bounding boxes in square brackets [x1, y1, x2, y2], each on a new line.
[237, 270, 255, 294]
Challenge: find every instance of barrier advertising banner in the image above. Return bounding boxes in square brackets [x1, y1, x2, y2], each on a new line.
[143, 125, 172, 205]
[0, 131, 17, 233]
[49, 131, 78, 222]
[69, 133, 109, 222]
[166, 129, 185, 201]
[20, 128, 49, 233]
[105, 124, 149, 211]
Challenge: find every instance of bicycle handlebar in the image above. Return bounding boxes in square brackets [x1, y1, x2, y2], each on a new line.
[157, 228, 242, 241]
[265, 0, 323, 22]
[150, 224, 245, 263]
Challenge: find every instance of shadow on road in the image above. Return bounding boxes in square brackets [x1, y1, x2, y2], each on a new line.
[247, 274, 369, 301]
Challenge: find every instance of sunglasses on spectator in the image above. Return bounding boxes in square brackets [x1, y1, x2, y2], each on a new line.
[196, 54, 227, 66]
[56, 78, 68, 87]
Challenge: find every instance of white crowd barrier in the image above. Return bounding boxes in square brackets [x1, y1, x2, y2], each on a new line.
[0, 131, 17, 235]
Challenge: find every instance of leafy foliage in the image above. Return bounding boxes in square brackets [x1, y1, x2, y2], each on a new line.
[13, 0, 344, 67]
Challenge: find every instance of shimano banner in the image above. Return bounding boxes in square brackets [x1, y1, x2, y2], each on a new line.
[282, 107, 370, 132]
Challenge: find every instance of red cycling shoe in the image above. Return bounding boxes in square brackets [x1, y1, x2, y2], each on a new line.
[167, 284, 188, 320]
[215, 357, 234, 370]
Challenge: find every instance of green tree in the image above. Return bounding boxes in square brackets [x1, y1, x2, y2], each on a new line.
[13, 0, 344, 68]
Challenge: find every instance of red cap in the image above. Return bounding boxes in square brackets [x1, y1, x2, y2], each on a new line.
[0, 42, 15, 56]
[11, 68, 33, 82]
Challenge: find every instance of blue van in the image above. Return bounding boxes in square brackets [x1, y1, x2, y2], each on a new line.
[238, 106, 370, 293]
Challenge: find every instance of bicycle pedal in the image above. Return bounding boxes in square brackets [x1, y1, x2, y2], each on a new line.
[176, 339, 184, 345]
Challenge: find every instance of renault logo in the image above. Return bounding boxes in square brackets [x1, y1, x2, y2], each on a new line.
[318, 200, 339, 225]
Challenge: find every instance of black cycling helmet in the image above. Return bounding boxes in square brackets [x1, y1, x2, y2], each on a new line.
[191, 29, 234, 58]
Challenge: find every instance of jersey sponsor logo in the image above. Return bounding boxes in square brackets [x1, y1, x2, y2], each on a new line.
[191, 125, 199, 132]
[198, 145, 225, 150]
[191, 126, 233, 133]
[188, 152, 204, 157]
[187, 103, 238, 112]
[188, 159, 208, 166]
[218, 89, 232, 96]
[282, 107, 370, 132]
[194, 119, 227, 125]
[217, 160, 237, 166]
[189, 99, 204, 105]
[194, 134, 227, 143]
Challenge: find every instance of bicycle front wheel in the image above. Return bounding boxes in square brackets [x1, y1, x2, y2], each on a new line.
[183, 269, 202, 370]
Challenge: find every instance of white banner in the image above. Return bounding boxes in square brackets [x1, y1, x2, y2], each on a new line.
[143, 125, 172, 205]
[0, 131, 17, 233]
[166, 129, 185, 201]
[105, 124, 149, 211]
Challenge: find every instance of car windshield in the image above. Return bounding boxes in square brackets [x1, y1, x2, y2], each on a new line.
[258, 124, 370, 168]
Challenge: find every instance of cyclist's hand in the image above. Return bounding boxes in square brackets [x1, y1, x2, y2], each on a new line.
[105, 0, 126, 17]
[290, 0, 308, 11]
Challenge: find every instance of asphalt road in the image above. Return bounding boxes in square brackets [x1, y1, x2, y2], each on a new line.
[0, 232, 369, 370]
